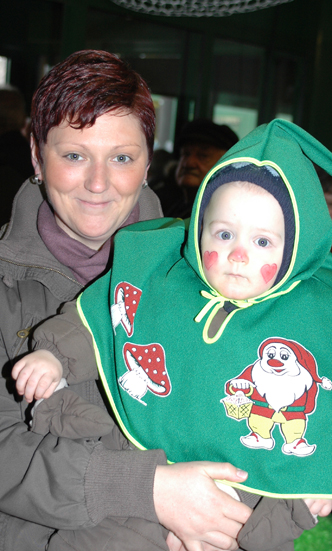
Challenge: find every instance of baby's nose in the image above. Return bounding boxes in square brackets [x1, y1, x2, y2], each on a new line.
[228, 246, 249, 263]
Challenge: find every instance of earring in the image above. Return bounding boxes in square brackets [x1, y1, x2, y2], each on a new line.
[142, 180, 148, 189]
[30, 174, 43, 185]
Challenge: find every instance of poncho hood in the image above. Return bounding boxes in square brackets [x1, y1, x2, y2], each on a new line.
[185, 118, 332, 302]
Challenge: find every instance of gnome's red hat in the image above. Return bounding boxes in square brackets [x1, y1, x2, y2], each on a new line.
[259, 337, 322, 384]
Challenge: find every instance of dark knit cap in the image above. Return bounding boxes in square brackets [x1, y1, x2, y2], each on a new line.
[176, 118, 239, 152]
[199, 162, 295, 287]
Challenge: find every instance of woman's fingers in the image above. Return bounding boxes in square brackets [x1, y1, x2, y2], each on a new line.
[166, 532, 185, 551]
[154, 461, 252, 551]
[304, 498, 332, 517]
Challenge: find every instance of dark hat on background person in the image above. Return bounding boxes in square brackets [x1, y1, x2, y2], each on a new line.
[176, 118, 239, 152]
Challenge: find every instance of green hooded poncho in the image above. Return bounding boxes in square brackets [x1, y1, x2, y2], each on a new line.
[78, 119, 332, 499]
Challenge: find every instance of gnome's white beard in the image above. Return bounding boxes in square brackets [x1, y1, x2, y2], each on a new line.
[252, 361, 313, 413]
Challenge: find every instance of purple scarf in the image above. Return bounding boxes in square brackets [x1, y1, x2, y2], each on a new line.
[38, 200, 140, 286]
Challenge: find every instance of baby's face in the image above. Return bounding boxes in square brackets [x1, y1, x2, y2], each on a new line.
[201, 182, 285, 300]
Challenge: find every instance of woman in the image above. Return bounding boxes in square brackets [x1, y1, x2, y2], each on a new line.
[0, 50, 250, 551]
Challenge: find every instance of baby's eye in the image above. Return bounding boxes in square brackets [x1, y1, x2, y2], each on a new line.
[217, 231, 233, 241]
[66, 153, 82, 161]
[255, 237, 270, 247]
[114, 154, 131, 163]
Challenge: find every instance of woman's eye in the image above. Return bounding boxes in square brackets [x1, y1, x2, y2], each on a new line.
[218, 231, 233, 240]
[256, 237, 270, 247]
[67, 153, 82, 161]
[114, 154, 130, 163]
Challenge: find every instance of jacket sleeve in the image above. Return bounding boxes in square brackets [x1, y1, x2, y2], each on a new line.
[32, 300, 99, 385]
[0, 290, 167, 532]
[31, 387, 116, 438]
[237, 497, 316, 551]
[0, 345, 167, 529]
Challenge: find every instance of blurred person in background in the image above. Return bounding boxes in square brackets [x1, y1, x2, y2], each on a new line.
[170, 118, 239, 218]
[147, 148, 180, 215]
[0, 86, 33, 225]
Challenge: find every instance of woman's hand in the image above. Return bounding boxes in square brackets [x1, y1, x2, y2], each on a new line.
[12, 350, 63, 403]
[166, 531, 187, 551]
[154, 461, 252, 551]
[304, 498, 332, 517]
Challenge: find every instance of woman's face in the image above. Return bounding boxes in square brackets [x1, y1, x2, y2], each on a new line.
[31, 111, 149, 250]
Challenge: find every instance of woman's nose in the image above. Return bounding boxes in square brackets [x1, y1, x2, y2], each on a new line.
[228, 246, 249, 264]
[84, 162, 109, 193]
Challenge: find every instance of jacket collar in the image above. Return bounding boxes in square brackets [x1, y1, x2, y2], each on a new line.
[0, 179, 83, 300]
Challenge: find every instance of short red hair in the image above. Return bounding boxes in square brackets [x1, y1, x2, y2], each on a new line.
[31, 50, 155, 164]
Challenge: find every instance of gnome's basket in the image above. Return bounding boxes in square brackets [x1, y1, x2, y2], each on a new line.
[222, 386, 253, 420]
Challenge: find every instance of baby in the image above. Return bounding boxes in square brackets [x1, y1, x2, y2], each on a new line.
[13, 119, 332, 550]
[201, 181, 284, 301]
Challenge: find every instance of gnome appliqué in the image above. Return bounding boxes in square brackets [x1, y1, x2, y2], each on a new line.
[222, 337, 332, 457]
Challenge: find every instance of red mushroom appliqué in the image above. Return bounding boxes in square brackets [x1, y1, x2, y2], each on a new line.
[111, 282, 142, 337]
[119, 343, 171, 406]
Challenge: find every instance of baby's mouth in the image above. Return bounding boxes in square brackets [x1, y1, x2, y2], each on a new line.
[227, 273, 246, 279]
